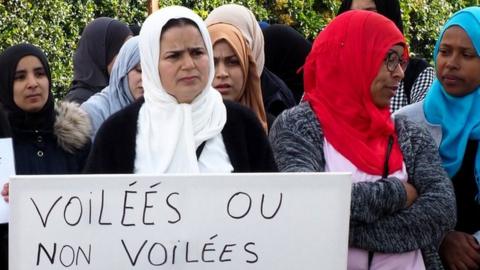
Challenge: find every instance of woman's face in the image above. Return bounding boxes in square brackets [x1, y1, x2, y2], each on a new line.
[212, 40, 245, 101]
[158, 24, 209, 104]
[370, 45, 405, 108]
[128, 63, 143, 100]
[436, 26, 480, 97]
[351, 0, 377, 11]
[13, 55, 49, 112]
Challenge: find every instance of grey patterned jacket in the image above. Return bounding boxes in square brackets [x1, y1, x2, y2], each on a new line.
[269, 102, 456, 270]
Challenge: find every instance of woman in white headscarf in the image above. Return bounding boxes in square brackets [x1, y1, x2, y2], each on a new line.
[84, 6, 277, 174]
[81, 36, 142, 139]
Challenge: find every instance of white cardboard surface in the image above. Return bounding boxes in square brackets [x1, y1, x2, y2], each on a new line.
[0, 138, 15, 223]
[10, 173, 351, 269]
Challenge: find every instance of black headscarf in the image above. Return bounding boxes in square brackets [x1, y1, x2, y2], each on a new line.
[337, 0, 404, 34]
[128, 23, 141, 36]
[0, 44, 55, 131]
[0, 44, 55, 132]
[72, 17, 132, 91]
[263, 24, 312, 103]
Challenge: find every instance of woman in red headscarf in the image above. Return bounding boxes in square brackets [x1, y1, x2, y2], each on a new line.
[269, 10, 455, 269]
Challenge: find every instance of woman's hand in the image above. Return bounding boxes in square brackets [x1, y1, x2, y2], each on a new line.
[1, 182, 8, 203]
[440, 231, 480, 270]
[402, 181, 418, 207]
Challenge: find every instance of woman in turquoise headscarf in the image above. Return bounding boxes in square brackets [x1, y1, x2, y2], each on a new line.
[396, 7, 480, 269]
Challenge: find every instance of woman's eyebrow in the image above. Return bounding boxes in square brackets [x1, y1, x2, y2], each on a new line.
[214, 54, 237, 59]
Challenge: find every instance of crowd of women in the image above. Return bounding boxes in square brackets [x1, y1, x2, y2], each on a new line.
[0, 0, 479, 269]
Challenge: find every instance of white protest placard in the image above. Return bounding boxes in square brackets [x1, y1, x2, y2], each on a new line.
[0, 138, 15, 223]
[10, 173, 351, 270]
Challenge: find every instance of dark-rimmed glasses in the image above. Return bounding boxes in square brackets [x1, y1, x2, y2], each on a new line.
[385, 50, 408, 72]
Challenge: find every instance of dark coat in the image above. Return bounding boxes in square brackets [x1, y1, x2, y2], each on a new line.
[452, 140, 480, 235]
[260, 68, 296, 117]
[263, 24, 312, 103]
[12, 102, 91, 175]
[0, 102, 91, 269]
[84, 99, 277, 174]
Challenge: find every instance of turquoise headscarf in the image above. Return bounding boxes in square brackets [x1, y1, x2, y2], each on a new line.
[423, 7, 480, 201]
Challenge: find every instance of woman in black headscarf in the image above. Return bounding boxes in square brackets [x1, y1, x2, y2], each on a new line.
[0, 43, 92, 268]
[64, 17, 132, 104]
[263, 24, 312, 103]
[0, 44, 91, 175]
[337, 0, 435, 113]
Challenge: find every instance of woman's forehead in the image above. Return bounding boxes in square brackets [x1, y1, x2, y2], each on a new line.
[160, 25, 206, 51]
[439, 26, 479, 54]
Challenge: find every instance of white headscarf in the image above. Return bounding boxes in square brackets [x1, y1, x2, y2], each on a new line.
[135, 6, 227, 173]
[205, 4, 265, 76]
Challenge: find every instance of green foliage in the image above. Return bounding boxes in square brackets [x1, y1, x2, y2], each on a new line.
[166, 0, 270, 20]
[267, 0, 337, 39]
[0, 0, 146, 99]
[400, 0, 458, 60]
[179, 0, 475, 59]
[0, 0, 476, 98]
[265, 0, 476, 59]
[93, 0, 147, 25]
[0, 0, 94, 98]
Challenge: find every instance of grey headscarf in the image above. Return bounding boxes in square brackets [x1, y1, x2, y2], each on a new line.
[81, 36, 140, 138]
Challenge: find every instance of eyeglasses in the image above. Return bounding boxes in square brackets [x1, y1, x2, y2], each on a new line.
[384, 50, 408, 72]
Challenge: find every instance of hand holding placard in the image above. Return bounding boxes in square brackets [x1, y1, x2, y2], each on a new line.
[1, 183, 8, 203]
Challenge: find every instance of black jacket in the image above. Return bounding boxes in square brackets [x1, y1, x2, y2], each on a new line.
[0, 102, 91, 269]
[12, 102, 91, 175]
[261, 68, 296, 117]
[84, 99, 277, 173]
[452, 140, 480, 235]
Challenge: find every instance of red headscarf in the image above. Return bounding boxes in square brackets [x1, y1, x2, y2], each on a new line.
[303, 10, 408, 175]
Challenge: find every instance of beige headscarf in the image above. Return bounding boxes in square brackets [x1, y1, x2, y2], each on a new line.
[205, 4, 265, 76]
[208, 23, 268, 132]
